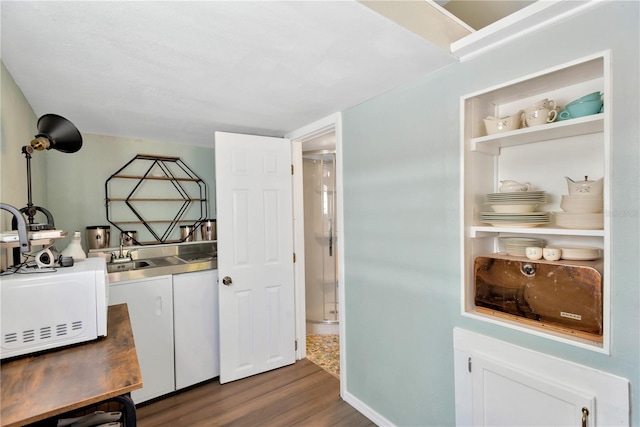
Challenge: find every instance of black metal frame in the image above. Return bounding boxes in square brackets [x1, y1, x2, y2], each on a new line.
[105, 154, 208, 245]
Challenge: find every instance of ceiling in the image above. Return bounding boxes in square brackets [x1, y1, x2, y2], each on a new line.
[1, 1, 464, 147]
[437, 0, 536, 30]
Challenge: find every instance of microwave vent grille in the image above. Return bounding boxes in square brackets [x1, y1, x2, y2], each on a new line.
[2, 321, 84, 346]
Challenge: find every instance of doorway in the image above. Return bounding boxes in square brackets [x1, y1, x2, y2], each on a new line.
[287, 113, 344, 388]
[302, 147, 340, 378]
[303, 150, 338, 329]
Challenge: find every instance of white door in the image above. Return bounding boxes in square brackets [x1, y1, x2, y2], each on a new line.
[215, 131, 296, 384]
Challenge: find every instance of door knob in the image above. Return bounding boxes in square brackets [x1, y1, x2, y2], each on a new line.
[222, 276, 233, 286]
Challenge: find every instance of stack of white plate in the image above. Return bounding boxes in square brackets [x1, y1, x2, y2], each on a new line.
[498, 237, 545, 256]
[553, 212, 604, 229]
[480, 212, 551, 227]
[560, 194, 603, 213]
[485, 191, 547, 214]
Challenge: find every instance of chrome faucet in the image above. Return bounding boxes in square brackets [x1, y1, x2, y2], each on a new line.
[119, 234, 125, 259]
[110, 234, 132, 263]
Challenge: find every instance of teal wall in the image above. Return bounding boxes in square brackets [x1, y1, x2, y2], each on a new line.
[1, 62, 216, 251]
[45, 134, 216, 249]
[2, 2, 638, 424]
[342, 2, 639, 425]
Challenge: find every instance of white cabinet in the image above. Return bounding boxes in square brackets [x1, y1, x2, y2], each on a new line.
[454, 328, 630, 426]
[109, 269, 219, 403]
[109, 275, 175, 403]
[460, 52, 610, 352]
[173, 269, 219, 389]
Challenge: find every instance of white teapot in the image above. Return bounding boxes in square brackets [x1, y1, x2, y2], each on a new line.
[499, 180, 531, 193]
[565, 176, 603, 195]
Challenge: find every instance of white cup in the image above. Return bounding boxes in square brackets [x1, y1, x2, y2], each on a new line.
[543, 247, 562, 261]
[525, 247, 543, 260]
[522, 107, 558, 127]
[524, 98, 556, 113]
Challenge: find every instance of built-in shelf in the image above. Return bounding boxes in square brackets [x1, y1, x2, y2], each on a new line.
[469, 226, 604, 238]
[461, 52, 610, 352]
[471, 114, 604, 154]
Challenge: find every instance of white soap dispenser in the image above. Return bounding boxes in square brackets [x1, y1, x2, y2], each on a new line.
[61, 231, 87, 261]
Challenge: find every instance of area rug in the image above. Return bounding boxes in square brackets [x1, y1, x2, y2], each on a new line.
[306, 334, 340, 378]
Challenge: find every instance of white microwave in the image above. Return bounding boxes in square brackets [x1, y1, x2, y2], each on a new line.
[0, 257, 108, 360]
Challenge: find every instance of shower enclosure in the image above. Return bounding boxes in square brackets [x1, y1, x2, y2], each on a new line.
[303, 151, 338, 325]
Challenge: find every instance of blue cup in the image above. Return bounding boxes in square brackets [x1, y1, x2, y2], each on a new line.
[565, 100, 603, 118]
[557, 109, 572, 121]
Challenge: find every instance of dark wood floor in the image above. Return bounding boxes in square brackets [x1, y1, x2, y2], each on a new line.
[136, 358, 376, 426]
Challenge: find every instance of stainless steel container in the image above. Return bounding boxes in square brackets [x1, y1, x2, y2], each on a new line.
[86, 225, 111, 249]
[180, 225, 195, 242]
[121, 230, 137, 246]
[200, 219, 217, 241]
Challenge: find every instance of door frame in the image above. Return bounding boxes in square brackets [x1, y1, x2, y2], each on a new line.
[286, 112, 346, 396]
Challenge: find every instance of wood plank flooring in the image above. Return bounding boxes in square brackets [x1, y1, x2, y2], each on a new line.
[136, 359, 376, 426]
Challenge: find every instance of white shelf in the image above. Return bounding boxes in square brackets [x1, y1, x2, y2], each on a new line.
[461, 52, 610, 352]
[469, 226, 604, 238]
[471, 114, 604, 155]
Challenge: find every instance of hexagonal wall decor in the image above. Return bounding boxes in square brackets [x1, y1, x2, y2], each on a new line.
[105, 154, 208, 244]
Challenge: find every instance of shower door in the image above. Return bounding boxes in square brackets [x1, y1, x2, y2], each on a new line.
[303, 152, 338, 324]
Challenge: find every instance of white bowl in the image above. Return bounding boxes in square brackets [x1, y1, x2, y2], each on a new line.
[560, 202, 603, 213]
[554, 212, 604, 229]
[484, 112, 522, 135]
[560, 195, 603, 213]
[547, 245, 601, 260]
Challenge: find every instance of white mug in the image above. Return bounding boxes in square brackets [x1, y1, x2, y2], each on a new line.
[522, 108, 557, 127]
[543, 247, 562, 261]
[524, 98, 556, 114]
[525, 247, 543, 260]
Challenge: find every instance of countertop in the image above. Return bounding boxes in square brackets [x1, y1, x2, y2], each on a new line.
[0, 304, 142, 427]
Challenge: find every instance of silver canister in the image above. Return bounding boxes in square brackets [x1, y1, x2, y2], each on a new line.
[200, 219, 217, 241]
[121, 230, 137, 246]
[86, 225, 111, 249]
[180, 225, 195, 242]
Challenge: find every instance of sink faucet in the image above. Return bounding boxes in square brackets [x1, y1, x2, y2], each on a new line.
[110, 235, 131, 263]
[119, 234, 125, 259]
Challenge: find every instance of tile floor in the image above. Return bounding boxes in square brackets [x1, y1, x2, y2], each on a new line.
[305, 334, 340, 378]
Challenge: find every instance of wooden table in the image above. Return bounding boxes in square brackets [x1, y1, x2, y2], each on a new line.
[1, 304, 142, 427]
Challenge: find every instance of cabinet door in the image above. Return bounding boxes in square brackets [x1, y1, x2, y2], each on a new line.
[472, 353, 594, 426]
[109, 275, 174, 403]
[173, 269, 220, 389]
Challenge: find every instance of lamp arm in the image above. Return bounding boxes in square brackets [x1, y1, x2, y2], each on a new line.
[22, 146, 35, 218]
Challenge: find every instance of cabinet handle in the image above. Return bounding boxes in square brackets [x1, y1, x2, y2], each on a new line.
[222, 276, 233, 286]
[582, 407, 589, 427]
[156, 296, 163, 316]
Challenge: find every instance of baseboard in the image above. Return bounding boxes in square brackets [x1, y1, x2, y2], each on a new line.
[342, 390, 395, 427]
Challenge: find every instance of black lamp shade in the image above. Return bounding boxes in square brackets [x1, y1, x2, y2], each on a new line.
[33, 114, 82, 153]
